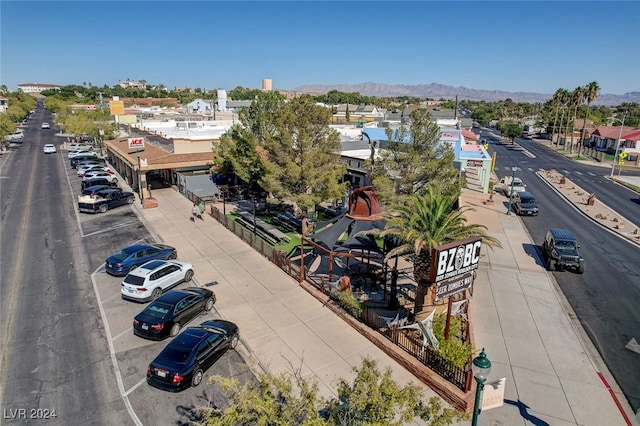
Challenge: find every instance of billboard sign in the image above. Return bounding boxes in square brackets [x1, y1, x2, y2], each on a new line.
[110, 100, 125, 115]
[128, 138, 145, 150]
[435, 271, 474, 301]
[430, 237, 482, 284]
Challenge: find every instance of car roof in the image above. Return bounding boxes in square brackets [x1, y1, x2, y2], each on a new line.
[96, 188, 120, 195]
[137, 259, 170, 272]
[517, 191, 534, 197]
[152, 289, 194, 305]
[549, 228, 576, 240]
[83, 185, 111, 192]
[121, 244, 156, 254]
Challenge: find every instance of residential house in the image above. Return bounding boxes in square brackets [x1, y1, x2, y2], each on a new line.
[591, 126, 640, 165]
[0, 97, 7, 113]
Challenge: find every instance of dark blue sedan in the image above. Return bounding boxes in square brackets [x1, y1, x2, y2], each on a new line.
[147, 320, 239, 392]
[105, 243, 177, 276]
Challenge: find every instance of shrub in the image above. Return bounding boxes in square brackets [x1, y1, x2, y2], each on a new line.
[432, 313, 473, 369]
[337, 291, 363, 319]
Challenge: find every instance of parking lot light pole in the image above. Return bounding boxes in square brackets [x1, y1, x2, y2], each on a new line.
[471, 348, 492, 426]
[506, 166, 517, 215]
[610, 113, 626, 178]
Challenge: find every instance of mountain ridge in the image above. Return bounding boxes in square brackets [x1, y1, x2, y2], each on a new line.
[291, 82, 639, 107]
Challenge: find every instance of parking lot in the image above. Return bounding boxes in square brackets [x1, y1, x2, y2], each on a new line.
[63, 149, 257, 425]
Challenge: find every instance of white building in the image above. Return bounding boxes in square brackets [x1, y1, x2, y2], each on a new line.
[17, 83, 61, 93]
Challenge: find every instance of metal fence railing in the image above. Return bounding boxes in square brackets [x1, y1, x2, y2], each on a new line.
[210, 204, 472, 392]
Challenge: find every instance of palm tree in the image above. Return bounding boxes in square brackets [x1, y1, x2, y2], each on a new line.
[578, 81, 600, 156]
[550, 89, 564, 144]
[556, 89, 570, 147]
[362, 187, 501, 315]
[566, 87, 583, 153]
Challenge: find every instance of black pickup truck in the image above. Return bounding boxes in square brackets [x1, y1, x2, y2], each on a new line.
[78, 189, 135, 214]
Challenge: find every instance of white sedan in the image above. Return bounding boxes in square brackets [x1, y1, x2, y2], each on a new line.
[43, 144, 57, 154]
[82, 171, 118, 183]
[69, 150, 98, 158]
[77, 165, 113, 176]
[41, 122, 51, 129]
[121, 260, 194, 302]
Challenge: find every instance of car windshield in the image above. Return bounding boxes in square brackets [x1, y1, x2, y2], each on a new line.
[556, 239, 576, 249]
[160, 347, 191, 364]
[521, 197, 536, 204]
[123, 275, 146, 285]
[144, 302, 172, 318]
[112, 246, 144, 261]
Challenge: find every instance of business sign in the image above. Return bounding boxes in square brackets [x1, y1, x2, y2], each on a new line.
[110, 100, 125, 115]
[481, 378, 506, 411]
[430, 237, 482, 284]
[435, 271, 474, 301]
[467, 160, 483, 167]
[128, 138, 145, 150]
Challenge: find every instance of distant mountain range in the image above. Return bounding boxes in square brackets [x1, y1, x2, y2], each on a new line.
[291, 82, 640, 106]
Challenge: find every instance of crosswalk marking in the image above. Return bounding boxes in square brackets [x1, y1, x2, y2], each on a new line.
[574, 171, 583, 175]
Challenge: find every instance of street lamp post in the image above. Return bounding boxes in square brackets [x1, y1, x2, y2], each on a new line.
[506, 166, 517, 215]
[471, 348, 492, 426]
[610, 113, 626, 178]
[136, 150, 143, 205]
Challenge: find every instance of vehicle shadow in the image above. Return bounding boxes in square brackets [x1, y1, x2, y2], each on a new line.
[522, 243, 545, 268]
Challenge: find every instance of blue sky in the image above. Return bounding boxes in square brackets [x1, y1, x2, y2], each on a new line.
[2, 1, 639, 95]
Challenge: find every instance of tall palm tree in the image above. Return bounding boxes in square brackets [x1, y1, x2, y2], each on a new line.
[578, 81, 601, 156]
[566, 87, 583, 153]
[550, 89, 564, 145]
[556, 89, 570, 147]
[362, 187, 501, 315]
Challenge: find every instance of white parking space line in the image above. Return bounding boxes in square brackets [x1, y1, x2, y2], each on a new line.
[90, 268, 143, 426]
[83, 220, 141, 238]
[124, 378, 147, 398]
[112, 327, 133, 341]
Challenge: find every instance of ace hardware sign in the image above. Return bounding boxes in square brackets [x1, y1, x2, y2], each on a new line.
[128, 138, 145, 150]
[430, 237, 482, 301]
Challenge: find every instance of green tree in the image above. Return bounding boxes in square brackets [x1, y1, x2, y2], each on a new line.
[362, 187, 501, 314]
[371, 108, 462, 206]
[578, 81, 600, 155]
[204, 357, 467, 426]
[567, 86, 584, 153]
[213, 92, 347, 213]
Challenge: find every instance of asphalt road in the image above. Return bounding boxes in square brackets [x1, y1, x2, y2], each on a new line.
[1, 104, 257, 425]
[482, 130, 640, 411]
[0, 103, 132, 424]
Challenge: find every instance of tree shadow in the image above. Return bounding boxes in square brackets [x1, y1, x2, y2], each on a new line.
[504, 399, 550, 426]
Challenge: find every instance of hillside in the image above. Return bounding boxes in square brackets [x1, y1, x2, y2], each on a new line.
[291, 82, 640, 106]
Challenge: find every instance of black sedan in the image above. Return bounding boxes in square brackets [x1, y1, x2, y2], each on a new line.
[147, 320, 239, 392]
[133, 288, 216, 340]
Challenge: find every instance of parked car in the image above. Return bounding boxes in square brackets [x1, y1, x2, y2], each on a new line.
[66, 143, 92, 151]
[81, 184, 113, 197]
[71, 154, 99, 168]
[146, 319, 239, 391]
[542, 228, 585, 274]
[77, 165, 113, 176]
[106, 243, 177, 276]
[6, 129, 24, 141]
[43, 144, 57, 154]
[81, 177, 118, 191]
[121, 259, 194, 302]
[495, 176, 526, 196]
[69, 150, 98, 158]
[41, 122, 50, 129]
[133, 288, 216, 340]
[75, 159, 105, 169]
[513, 191, 539, 216]
[82, 171, 117, 182]
[78, 188, 134, 214]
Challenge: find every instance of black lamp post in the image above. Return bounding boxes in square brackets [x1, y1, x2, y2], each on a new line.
[471, 348, 492, 426]
[506, 166, 517, 215]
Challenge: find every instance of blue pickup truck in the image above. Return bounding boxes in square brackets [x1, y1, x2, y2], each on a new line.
[78, 188, 135, 214]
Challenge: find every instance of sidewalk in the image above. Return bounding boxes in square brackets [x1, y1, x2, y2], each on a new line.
[128, 185, 634, 425]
